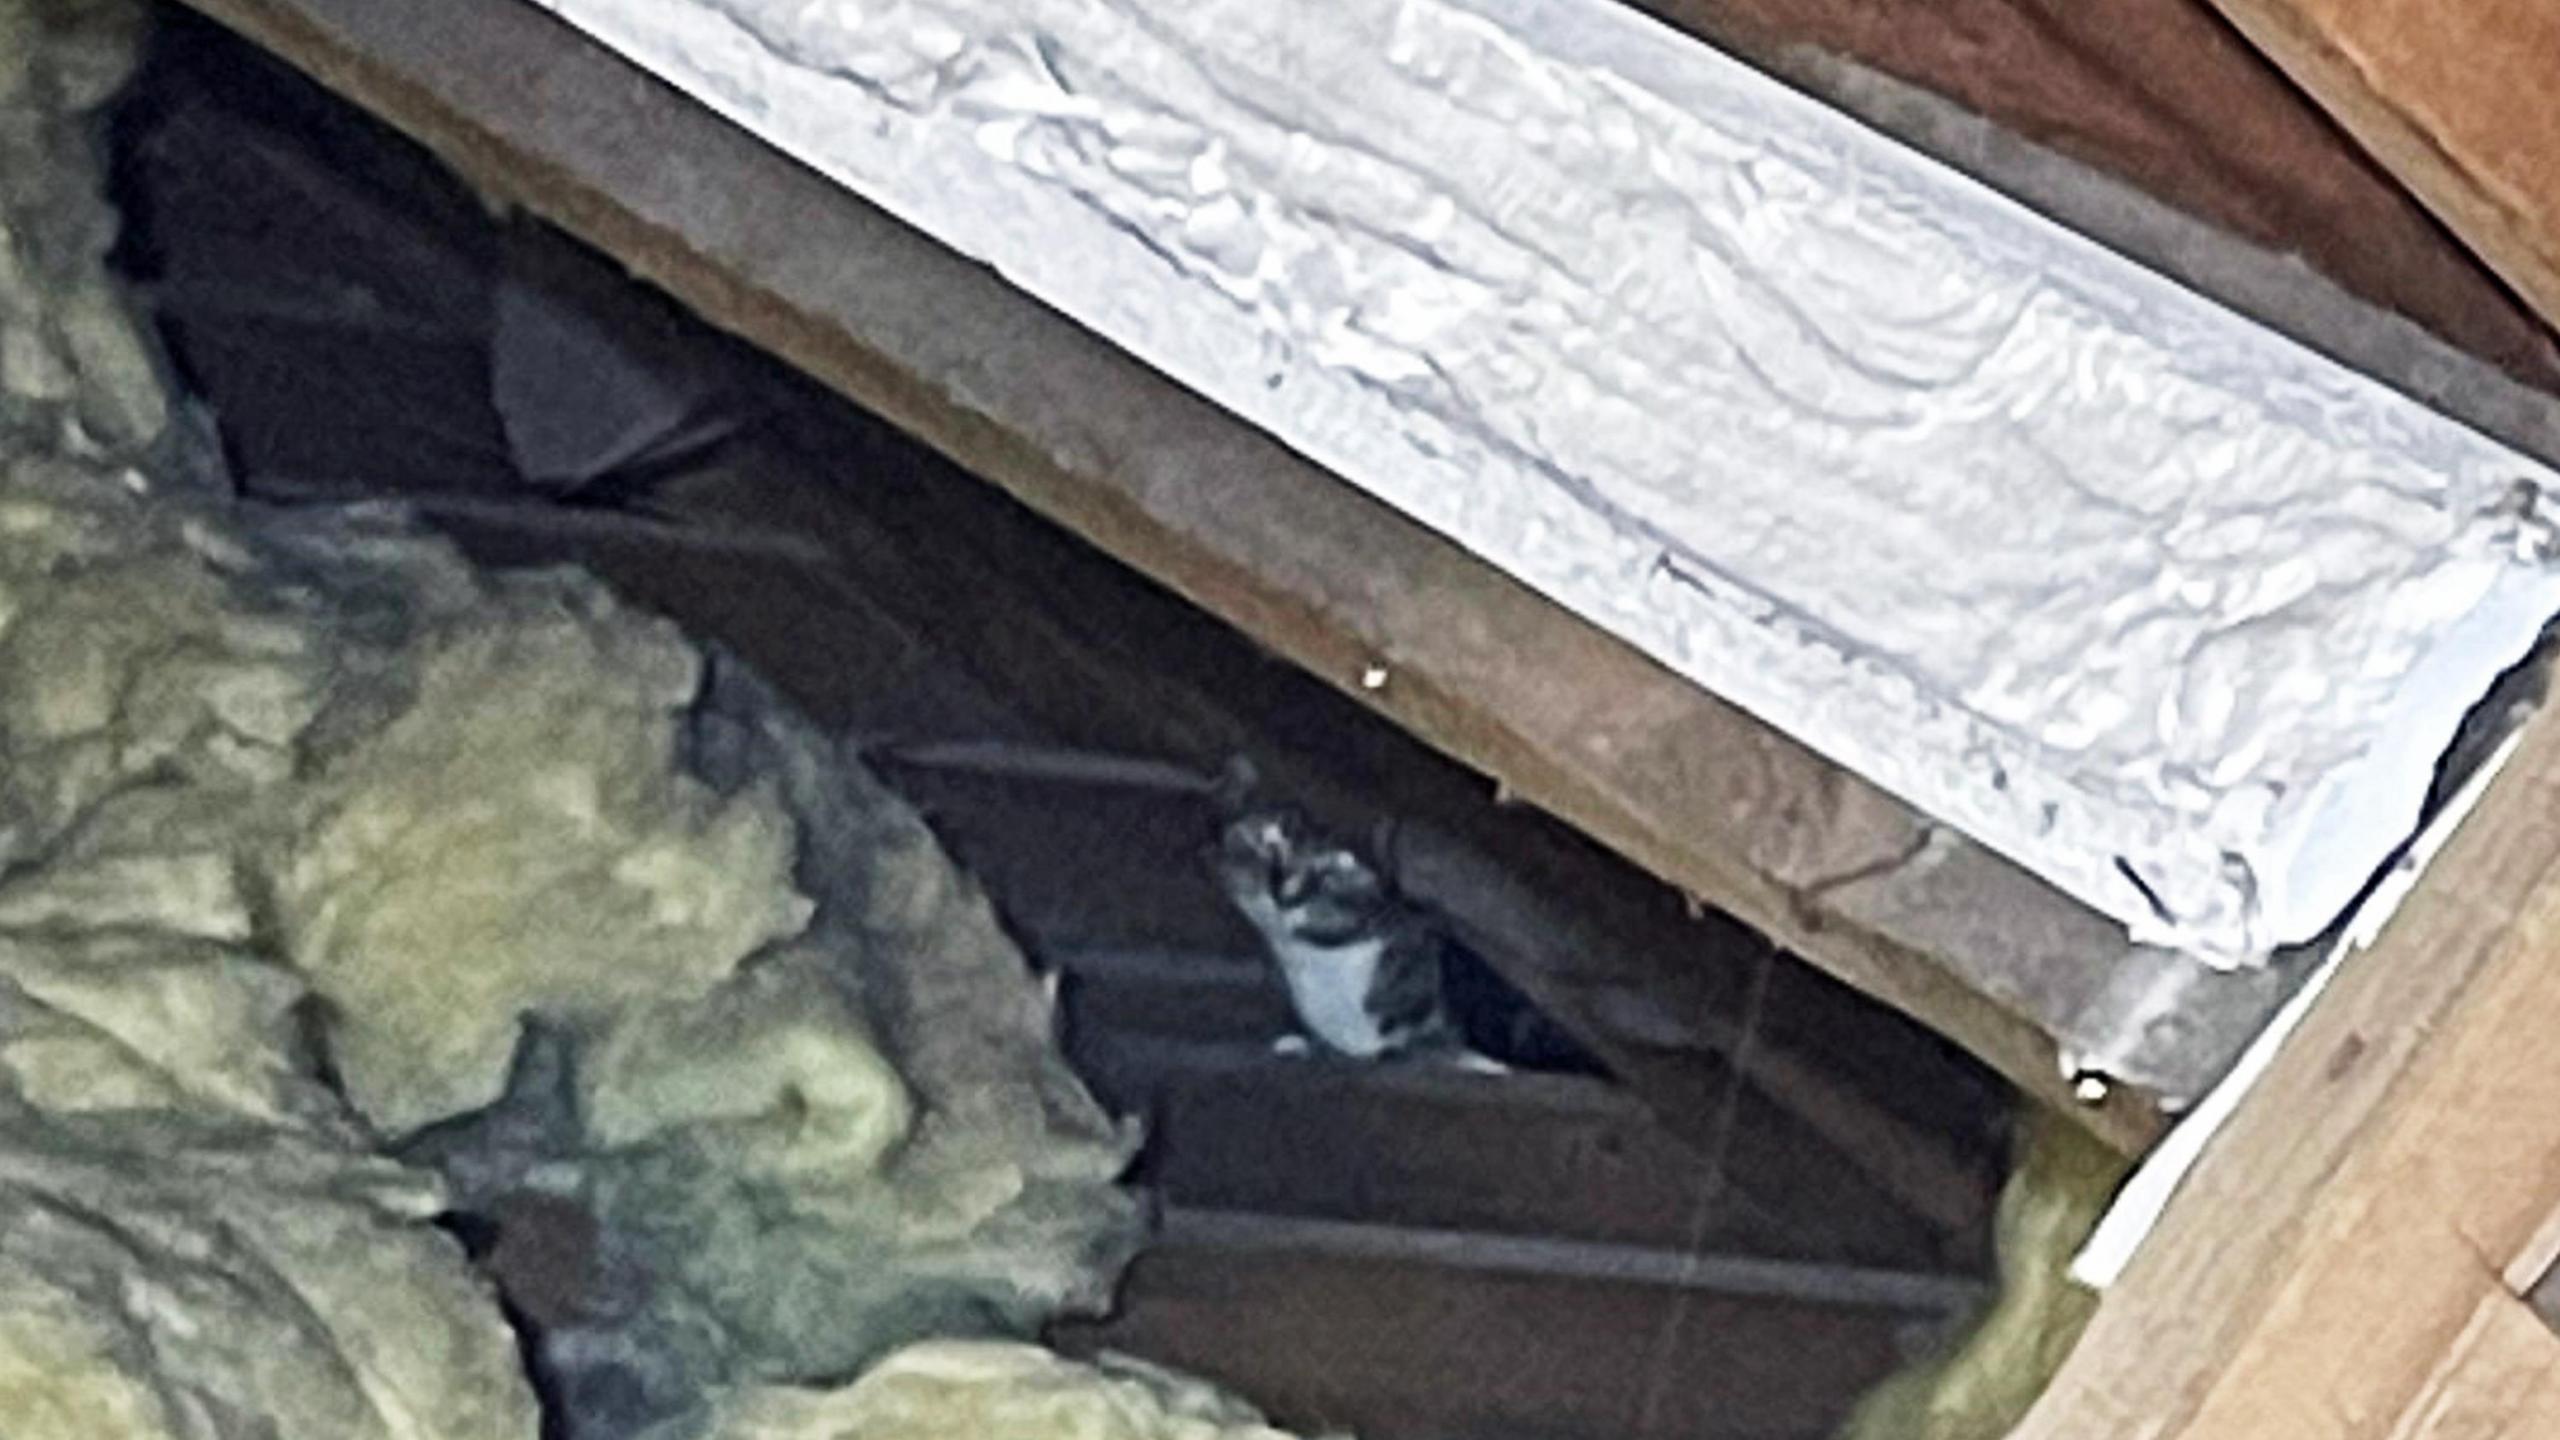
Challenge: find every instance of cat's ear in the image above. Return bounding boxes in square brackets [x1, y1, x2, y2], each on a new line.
[1211, 754, 1260, 813]
[1367, 815, 1403, 884]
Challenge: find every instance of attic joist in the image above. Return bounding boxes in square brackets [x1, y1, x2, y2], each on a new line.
[2018, 707, 2560, 1439]
[2203, 0, 2560, 338]
[1629, 0, 2560, 400]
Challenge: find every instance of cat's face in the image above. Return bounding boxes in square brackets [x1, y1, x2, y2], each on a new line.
[1212, 808, 1380, 913]
[1213, 807, 1310, 902]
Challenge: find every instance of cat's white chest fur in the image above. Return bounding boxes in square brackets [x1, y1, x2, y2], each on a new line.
[1272, 934, 1391, 1058]
[1231, 889, 1391, 1058]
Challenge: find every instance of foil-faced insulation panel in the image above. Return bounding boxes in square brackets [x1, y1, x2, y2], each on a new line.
[522, 0, 2560, 967]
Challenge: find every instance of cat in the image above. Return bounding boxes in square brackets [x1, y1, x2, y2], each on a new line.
[1210, 806, 1474, 1064]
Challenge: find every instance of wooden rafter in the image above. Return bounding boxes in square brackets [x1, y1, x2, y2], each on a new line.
[2201, 0, 2560, 337]
[1630, 0, 2560, 395]
[2017, 709, 2560, 1439]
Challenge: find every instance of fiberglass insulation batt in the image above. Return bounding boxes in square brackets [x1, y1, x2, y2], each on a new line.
[0, 5, 1334, 1435]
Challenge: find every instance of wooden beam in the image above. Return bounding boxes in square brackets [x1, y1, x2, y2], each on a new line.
[2198, 0, 2560, 335]
[1058, 1025, 1960, 1270]
[172, 0, 2175, 1146]
[1055, 1223, 1923, 1439]
[1627, 0, 2560, 396]
[2391, 1294, 2560, 1440]
[1143, 1208, 1984, 1313]
[2015, 708, 2560, 1439]
[1383, 819, 1997, 1238]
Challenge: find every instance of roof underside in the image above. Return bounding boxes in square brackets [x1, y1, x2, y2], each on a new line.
[528, 0, 2560, 967]
[174, 0, 2560, 1134]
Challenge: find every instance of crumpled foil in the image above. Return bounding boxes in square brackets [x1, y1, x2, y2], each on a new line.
[525, 0, 2560, 966]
